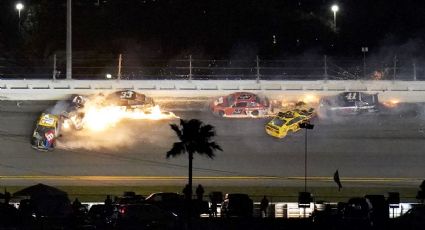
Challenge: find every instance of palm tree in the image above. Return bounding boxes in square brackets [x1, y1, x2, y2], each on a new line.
[167, 119, 222, 199]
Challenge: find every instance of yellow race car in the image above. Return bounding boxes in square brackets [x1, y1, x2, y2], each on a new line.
[265, 108, 314, 138]
[31, 113, 61, 151]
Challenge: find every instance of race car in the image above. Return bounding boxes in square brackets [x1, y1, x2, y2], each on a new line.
[265, 109, 314, 138]
[104, 90, 155, 110]
[31, 113, 61, 151]
[210, 92, 271, 117]
[319, 92, 379, 115]
[61, 95, 87, 130]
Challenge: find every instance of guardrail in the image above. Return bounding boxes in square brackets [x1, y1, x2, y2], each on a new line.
[1, 79, 425, 101]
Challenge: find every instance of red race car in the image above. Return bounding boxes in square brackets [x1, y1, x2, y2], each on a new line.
[210, 92, 271, 117]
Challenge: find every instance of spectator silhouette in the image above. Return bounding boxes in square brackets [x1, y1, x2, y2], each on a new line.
[0, 191, 18, 228]
[18, 199, 36, 228]
[72, 198, 84, 215]
[260, 195, 269, 218]
[104, 195, 112, 206]
[209, 198, 217, 217]
[196, 184, 204, 201]
[72, 198, 81, 209]
[416, 180, 425, 203]
[183, 184, 192, 200]
[104, 195, 114, 216]
[4, 191, 11, 205]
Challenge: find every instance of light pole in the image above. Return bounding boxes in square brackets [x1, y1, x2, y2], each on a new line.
[299, 122, 314, 192]
[362, 47, 368, 78]
[16, 3, 24, 18]
[66, 0, 72, 79]
[331, 4, 339, 30]
[15, 2, 24, 31]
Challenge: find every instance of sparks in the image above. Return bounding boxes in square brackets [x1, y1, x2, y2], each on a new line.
[70, 96, 178, 132]
[382, 99, 400, 108]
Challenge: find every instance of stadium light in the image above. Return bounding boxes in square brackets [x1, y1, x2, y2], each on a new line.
[331, 4, 339, 29]
[15, 3, 24, 18]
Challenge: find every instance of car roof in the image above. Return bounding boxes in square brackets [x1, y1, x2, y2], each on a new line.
[38, 113, 58, 127]
[145, 192, 182, 200]
[229, 92, 258, 101]
[276, 111, 304, 120]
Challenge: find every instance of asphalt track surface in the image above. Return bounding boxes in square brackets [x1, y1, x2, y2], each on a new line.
[0, 100, 424, 187]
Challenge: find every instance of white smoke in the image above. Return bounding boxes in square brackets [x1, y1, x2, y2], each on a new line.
[45, 100, 70, 115]
[56, 120, 176, 151]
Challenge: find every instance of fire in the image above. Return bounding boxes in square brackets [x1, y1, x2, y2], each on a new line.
[74, 101, 178, 132]
[128, 105, 178, 120]
[62, 120, 71, 130]
[83, 106, 124, 131]
[383, 99, 400, 108]
[302, 94, 319, 104]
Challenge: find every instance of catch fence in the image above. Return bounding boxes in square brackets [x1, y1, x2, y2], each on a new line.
[1, 56, 423, 81]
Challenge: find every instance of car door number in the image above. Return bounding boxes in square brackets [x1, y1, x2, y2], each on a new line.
[120, 91, 134, 99]
[233, 108, 244, 114]
[45, 132, 55, 141]
[345, 92, 358, 100]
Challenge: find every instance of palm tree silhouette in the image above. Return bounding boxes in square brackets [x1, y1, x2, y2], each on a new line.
[167, 119, 222, 199]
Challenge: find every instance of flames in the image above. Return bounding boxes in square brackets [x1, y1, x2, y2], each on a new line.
[382, 99, 400, 108]
[271, 94, 319, 110]
[63, 96, 178, 132]
[83, 105, 178, 132]
[302, 94, 320, 104]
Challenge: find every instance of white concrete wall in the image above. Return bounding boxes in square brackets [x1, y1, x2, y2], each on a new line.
[1, 79, 425, 102]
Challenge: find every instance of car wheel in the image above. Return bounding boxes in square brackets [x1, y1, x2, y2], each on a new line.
[218, 110, 225, 117]
[251, 110, 259, 116]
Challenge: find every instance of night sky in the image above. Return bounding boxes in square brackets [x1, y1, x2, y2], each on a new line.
[1, 0, 425, 62]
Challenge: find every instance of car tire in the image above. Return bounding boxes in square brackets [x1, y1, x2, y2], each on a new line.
[218, 111, 225, 117]
[251, 110, 259, 116]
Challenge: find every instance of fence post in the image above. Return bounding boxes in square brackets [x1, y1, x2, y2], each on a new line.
[189, 55, 192, 81]
[324, 55, 328, 81]
[413, 60, 417, 81]
[393, 55, 397, 81]
[117, 54, 122, 80]
[256, 55, 260, 83]
[52, 54, 57, 81]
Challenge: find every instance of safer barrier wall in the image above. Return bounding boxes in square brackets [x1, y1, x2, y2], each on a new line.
[1, 79, 425, 102]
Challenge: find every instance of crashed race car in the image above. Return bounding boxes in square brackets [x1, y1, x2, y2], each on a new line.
[31, 113, 61, 151]
[104, 90, 155, 110]
[319, 92, 379, 115]
[210, 92, 271, 117]
[67, 90, 176, 128]
[98, 90, 176, 119]
[265, 109, 315, 138]
[61, 95, 86, 130]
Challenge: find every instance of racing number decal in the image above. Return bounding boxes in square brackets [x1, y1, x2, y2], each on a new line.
[120, 91, 134, 99]
[217, 97, 223, 104]
[237, 95, 252, 100]
[214, 97, 224, 106]
[45, 131, 55, 141]
[345, 92, 358, 100]
[233, 108, 244, 114]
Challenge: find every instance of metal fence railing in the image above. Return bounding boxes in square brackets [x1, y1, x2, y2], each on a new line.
[1, 56, 423, 81]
